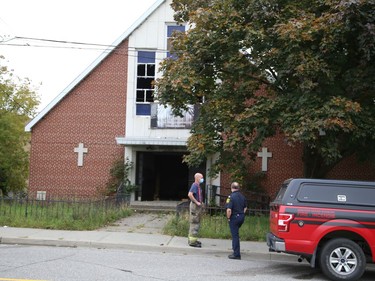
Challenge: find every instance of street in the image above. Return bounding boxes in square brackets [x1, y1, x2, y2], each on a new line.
[1, 245, 375, 281]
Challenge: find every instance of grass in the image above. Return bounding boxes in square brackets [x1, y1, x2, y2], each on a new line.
[0, 199, 133, 230]
[0, 199, 270, 241]
[163, 212, 269, 242]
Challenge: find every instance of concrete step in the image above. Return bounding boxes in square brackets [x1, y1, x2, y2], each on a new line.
[129, 201, 185, 212]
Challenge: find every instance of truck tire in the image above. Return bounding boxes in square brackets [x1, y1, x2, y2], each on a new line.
[319, 238, 366, 281]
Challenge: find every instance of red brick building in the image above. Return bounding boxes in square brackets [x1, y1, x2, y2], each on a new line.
[25, 40, 129, 199]
[25, 0, 374, 202]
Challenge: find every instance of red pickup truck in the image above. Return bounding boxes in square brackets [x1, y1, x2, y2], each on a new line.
[267, 178, 375, 281]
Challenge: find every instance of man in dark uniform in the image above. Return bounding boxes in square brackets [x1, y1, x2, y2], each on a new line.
[226, 182, 247, 259]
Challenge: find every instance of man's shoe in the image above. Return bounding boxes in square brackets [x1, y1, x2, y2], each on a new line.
[196, 241, 202, 245]
[228, 254, 241, 260]
[189, 242, 202, 248]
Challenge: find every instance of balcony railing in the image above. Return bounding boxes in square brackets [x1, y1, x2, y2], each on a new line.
[150, 103, 199, 129]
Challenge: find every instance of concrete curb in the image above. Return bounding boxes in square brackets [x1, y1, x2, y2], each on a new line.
[0, 227, 298, 263]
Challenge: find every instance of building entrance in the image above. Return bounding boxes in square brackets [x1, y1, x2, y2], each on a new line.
[136, 151, 205, 201]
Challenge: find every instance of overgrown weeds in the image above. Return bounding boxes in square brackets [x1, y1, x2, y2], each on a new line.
[0, 198, 269, 241]
[163, 212, 269, 241]
[0, 198, 133, 230]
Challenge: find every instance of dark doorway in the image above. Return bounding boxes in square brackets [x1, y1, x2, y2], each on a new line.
[136, 151, 206, 201]
[137, 151, 198, 201]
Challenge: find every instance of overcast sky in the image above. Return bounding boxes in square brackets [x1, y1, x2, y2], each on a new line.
[0, 0, 157, 111]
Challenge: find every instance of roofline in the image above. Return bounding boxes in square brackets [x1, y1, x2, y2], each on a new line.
[25, 0, 166, 132]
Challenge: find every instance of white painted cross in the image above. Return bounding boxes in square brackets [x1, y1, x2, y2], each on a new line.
[74, 143, 88, 167]
[257, 147, 272, 172]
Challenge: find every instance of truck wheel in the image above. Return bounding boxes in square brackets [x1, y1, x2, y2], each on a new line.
[319, 238, 366, 281]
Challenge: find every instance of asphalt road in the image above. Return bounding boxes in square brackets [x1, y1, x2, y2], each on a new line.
[1, 244, 375, 281]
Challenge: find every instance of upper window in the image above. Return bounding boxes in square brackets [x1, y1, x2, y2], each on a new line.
[136, 51, 155, 115]
[167, 25, 185, 58]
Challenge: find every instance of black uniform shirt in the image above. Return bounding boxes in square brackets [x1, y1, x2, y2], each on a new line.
[226, 190, 247, 215]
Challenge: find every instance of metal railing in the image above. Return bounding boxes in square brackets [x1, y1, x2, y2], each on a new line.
[205, 184, 270, 211]
[177, 184, 270, 217]
[177, 203, 269, 217]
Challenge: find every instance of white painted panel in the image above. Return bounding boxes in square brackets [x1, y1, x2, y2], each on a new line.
[125, 0, 191, 141]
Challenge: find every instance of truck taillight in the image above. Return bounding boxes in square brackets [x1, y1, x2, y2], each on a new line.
[278, 213, 294, 232]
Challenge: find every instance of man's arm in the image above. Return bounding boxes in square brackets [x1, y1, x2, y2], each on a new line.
[188, 191, 201, 206]
[226, 208, 232, 220]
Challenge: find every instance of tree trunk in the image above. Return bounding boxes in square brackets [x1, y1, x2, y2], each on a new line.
[302, 145, 333, 178]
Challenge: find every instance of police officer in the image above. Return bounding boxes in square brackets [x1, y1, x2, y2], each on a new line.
[226, 182, 247, 259]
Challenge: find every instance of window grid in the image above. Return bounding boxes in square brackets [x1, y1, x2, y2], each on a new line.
[136, 51, 156, 115]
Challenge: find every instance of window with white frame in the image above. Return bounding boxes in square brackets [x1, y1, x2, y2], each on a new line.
[136, 51, 156, 115]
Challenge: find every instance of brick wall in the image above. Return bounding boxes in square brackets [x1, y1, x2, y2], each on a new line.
[220, 133, 374, 200]
[28, 40, 129, 199]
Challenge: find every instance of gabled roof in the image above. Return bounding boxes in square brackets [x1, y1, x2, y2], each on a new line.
[25, 0, 165, 132]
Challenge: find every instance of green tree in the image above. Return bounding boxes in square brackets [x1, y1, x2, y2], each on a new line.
[105, 157, 138, 196]
[156, 0, 375, 180]
[0, 56, 39, 195]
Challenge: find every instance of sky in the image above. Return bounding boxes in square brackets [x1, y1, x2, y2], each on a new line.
[0, 0, 157, 112]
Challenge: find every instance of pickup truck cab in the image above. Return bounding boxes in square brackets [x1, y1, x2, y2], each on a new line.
[267, 178, 375, 281]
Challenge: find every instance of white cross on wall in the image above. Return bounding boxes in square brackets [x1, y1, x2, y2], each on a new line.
[74, 143, 88, 167]
[257, 147, 272, 172]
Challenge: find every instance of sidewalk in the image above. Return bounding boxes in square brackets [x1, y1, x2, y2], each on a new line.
[0, 226, 296, 262]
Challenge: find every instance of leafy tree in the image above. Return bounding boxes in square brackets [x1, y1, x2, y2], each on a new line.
[105, 157, 138, 196]
[0, 56, 39, 195]
[156, 0, 375, 180]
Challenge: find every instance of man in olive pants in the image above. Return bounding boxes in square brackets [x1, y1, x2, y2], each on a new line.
[187, 173, 204, 247]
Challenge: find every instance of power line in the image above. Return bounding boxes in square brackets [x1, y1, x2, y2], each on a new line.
[0, 43, 172, 63]
[14, 36, 119, 48]
[1, 42, 115, 51]
[0, 35, 171, 54]
[0, 37, 177, 64]
[0, 35, 118, 50]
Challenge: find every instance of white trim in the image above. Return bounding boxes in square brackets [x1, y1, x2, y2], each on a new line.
[25, 0, 166, 132]
[116, 136, 187, 146]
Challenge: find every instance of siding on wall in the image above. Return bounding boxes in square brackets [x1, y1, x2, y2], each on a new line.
[28, 41, 129, 199]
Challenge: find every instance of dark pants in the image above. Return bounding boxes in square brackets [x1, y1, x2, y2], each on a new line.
[229, 213, 245, 257]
